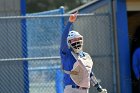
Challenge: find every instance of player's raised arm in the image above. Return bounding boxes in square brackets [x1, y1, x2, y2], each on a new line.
[60, 12, 78, 54]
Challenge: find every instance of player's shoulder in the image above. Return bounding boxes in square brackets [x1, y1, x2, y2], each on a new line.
[83, 52, 94, 62]
[83, 52, 90, 55]
[83, 52, 91, 58]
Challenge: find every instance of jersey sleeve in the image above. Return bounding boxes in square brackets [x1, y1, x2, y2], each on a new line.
[60, 21, 72, 56]
[132, 50, 140, 79]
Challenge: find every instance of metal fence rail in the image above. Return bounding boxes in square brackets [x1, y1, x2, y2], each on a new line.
[0, 57, 60, 62]
[0, 13, 95, 19]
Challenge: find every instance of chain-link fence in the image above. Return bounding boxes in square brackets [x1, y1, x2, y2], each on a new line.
[0, 1, 116, 93]
[0, 8, 64, 93]
[72, 1, 116, 93]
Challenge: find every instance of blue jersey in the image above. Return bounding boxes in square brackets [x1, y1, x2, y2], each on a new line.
[133, 48, 140, 79]
[60, 21, 77, 86]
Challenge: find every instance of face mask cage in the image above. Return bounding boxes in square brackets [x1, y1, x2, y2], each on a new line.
[71, 41, 82, 49]
[68, 37, 83, 50]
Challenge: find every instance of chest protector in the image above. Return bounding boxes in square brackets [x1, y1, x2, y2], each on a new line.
[70, 52, 93, 88]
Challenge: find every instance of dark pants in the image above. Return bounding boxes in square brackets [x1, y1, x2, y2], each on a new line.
[138, 79, 140, 93]
[132, 79, 140, 93]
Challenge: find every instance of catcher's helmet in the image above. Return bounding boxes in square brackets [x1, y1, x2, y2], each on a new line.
[67, 30, 83, 53]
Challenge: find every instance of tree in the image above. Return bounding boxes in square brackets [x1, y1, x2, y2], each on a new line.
[26, 0, 88, 13]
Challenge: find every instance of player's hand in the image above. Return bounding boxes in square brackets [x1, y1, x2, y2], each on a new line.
[70, 71, 79, 75]
[98, 89, 107, 93]
[69, 11, 78, 23]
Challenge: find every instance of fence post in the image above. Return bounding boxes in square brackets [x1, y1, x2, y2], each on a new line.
[20, 0, 29, 93]
[55, 69, 64, 93]
[55, 6, 65, 93]
[115, 0, 132, 93]
[60, 6, 65, 33]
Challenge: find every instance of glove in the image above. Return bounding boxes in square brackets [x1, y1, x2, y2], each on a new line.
[98, 89, 107, 93]
[69, 11, 78, 23]
[95, 83, 107, 93]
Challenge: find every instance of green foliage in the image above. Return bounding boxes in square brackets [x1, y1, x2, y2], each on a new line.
[26, 0, 86, 13]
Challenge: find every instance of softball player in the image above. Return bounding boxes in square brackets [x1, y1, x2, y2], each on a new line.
[60, 12, 107, 93]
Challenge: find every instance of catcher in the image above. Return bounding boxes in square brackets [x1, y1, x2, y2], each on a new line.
[60, 12, 107, 93]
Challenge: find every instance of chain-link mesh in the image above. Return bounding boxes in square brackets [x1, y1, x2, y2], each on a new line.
[26, 9, 64, 93]
[0, 1, 116, 93]
[0, 8, 64, 93]
[72, 1, 115, 93]
[28, 58, 61, 93]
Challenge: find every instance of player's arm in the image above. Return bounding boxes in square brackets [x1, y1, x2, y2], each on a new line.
[60, 12, 78, 54]
[90, 72, 107, 93]
[60, 12, 78, 72]
[132, 50, 140, 80]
